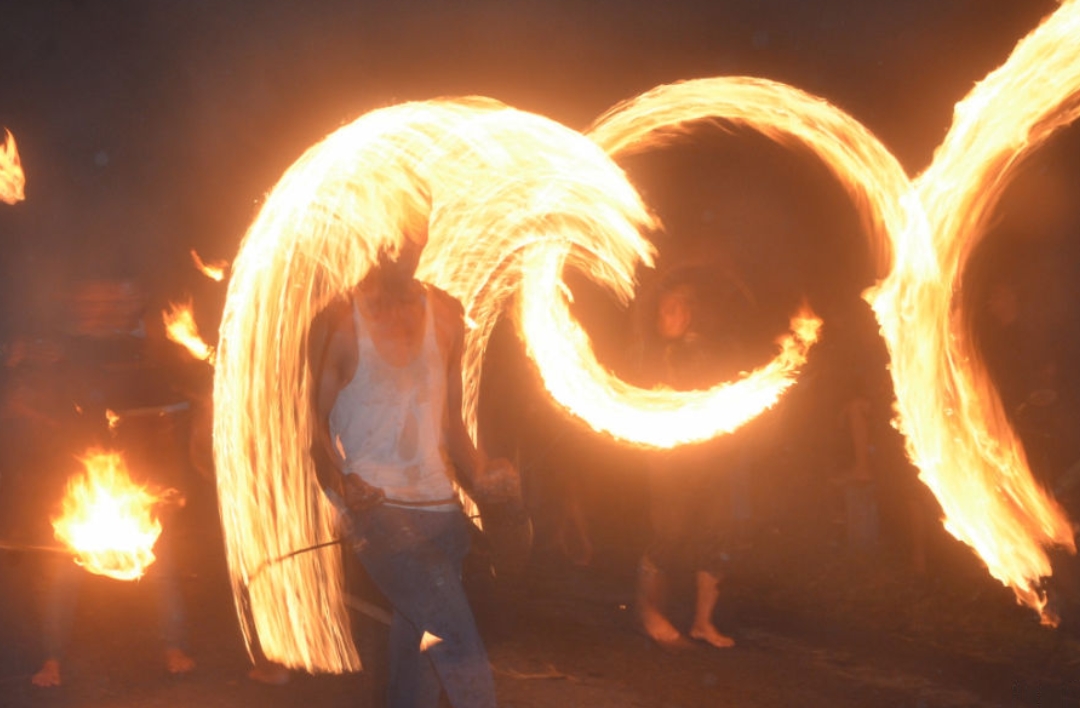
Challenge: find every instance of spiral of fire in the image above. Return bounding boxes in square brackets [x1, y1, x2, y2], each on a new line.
[214, 0, 1080, 672]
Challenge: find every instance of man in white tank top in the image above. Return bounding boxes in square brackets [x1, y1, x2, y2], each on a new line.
[309, 222, 516, 708]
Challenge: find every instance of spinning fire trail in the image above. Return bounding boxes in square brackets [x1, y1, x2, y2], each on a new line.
[214, 0, 1080, 672]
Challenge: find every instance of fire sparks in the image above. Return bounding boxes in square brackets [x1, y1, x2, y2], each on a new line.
[212, 0, 1080, 671]
[51, 450, 165, 581]
[0, 128, 25, 205]
[191, 249, 228, 281]
[163, 301, 214, 363]
[105, 408, 120, 431]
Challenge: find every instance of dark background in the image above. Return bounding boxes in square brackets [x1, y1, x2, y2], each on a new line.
[2, 3, 1080, 705]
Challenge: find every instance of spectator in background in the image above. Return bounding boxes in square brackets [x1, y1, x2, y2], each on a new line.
[834, 369, 881, 555]
[22, 276, 198, 687]
[632, 276, 738, 651]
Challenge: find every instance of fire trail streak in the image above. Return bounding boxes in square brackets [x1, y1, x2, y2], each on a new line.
[871, 0, 1080, 614]
[215, 0, 1080, 672]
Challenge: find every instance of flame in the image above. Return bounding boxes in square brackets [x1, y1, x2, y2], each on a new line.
[51, 449, 164, 581]
[163, 301, 214, 363]
[517, 244, 821, 447]
[191, 249, 228, 281]
[867, 0, 1080, 615]
[212, 0, 1080, 672]
[106, 409, 120, 431]
[0, 128, 25, 205]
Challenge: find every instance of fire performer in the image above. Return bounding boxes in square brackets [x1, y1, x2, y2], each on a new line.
[309, 216, 517, 708]
[633, 273, 739, 651]
[26, 278, 198, 687]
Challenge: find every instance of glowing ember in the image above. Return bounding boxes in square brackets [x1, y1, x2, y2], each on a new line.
[163, 301, 214, 363]
[105, 409, 120, 431]
[191, 249, 228, 281]
[51, 449, 164, 581]
[212, 0, 1080, 671]
[0, 128, 25, 205]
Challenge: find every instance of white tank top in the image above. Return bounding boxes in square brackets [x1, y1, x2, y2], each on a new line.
[328, 288, 458, 508]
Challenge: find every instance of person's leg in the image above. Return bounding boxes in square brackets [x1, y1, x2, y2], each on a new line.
[689, 570, 735, 648]
[555, 476, 592, 567]
[353, 506, 496, 708]
[685, 454, 736, 649]
[635, 555, 690, 650]
[387, 608, 441, 708]
[33, 557, 81, 687]
[420, 510, 495, 706]
[638, 463, 693, 650]
[151, 536, 194, 674]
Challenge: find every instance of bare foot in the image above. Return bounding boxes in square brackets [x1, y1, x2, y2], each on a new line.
[690, 624, 736, 649]
[640, 610, 693, 652]
[248, 659, 291, 685]
[165, 647, 195, 674]
[31, 658, 61, 687]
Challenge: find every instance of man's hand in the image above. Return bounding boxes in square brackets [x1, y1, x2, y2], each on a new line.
[344, 474, 386, 512]
[473, 458, 522, 505]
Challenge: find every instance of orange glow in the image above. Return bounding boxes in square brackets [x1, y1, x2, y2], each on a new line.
[51, 449, 165, 581]
[105, 409, 120, 431]
[0, 128, 25, 205]
[212, 0, 1080, 672]
[191, 249, 228, 281]
[163, 301, 214, 363]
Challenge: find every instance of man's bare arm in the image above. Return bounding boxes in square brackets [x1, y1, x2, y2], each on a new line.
[438, 291, 486, 491]
[433, 288, 521, 504]
[308, 299, 354, 497]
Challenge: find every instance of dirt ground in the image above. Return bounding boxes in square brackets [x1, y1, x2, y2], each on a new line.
[4, 464, 1080, 708]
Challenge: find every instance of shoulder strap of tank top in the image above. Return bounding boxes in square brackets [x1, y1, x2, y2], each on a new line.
[421, 284, 438, 352]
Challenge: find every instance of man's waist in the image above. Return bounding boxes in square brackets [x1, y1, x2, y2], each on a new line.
[382, 496, 460, 509]
[344, 467, 456, 504]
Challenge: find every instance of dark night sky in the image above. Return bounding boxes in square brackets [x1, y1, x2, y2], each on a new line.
[0, 0, 1071, 341]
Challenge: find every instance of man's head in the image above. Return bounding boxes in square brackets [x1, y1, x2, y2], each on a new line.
[371, 219, 429, 297]
[657, 284, 695, 340]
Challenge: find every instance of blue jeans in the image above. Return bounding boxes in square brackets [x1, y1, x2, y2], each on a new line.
[349, 505, 496, 708]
